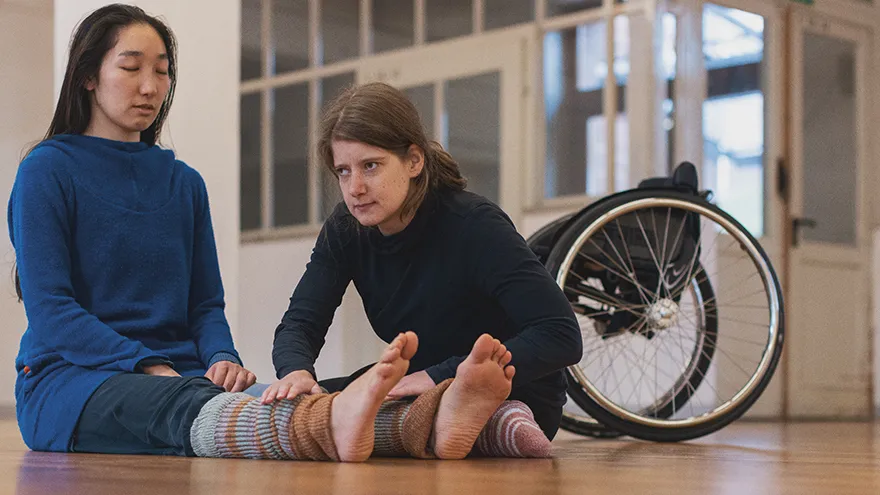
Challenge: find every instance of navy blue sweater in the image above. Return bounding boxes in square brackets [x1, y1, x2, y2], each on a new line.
[273, 190, 583, 417]
[9, 134, 240, 452]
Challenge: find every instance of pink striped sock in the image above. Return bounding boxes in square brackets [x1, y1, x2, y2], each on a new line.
[472, 400, 552, 458]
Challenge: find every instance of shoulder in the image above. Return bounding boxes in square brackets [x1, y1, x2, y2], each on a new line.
[321, 201, 362, 243]
[439, 190, 514, 232]
[174, 160, 212, 207]
[15, 140, 77, 184]
[176, 159, 206, 187]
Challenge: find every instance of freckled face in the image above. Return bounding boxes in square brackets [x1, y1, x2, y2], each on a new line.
[331, 140, 424, 235]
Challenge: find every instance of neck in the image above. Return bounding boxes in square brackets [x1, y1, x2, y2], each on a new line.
[84, 108, 140, 142]
[378, 211, 416, 236]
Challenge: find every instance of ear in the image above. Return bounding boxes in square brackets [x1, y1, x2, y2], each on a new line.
[84, 76, 97, 92]
[406, 144, 425, 178]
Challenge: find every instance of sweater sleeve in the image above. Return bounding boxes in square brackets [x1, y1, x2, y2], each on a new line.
[425, 204, 583, 385]
[9, 149, 170, 372]
[187, 170, 241, 367]
[272, 215, 352, 380]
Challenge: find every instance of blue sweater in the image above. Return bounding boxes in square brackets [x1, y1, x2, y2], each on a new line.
[8, 134, 241, 452]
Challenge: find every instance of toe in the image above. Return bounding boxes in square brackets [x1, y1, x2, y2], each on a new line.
[401, 331, 419, 360]
[500, 350, 512, 367]
[471, 334, 496, 361]
[504, 365, 516, 380]
[379, 345, 402, 364]
[493, 344, 508, 363]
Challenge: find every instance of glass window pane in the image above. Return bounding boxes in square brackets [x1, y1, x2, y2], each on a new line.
[373, 0, 414, 53]
[545, 0, 602, 17]
[582, 16, 629, 196]
[273, 0, 310, 74]
[322, 0, 360, 64]
[241, 0, 262, 80]
[240, 93, 262, 231]
[426, 0, 472, 43]
[272, 84, 310, 227]
[544, 22, 607, 198]
[319, 72, 356, 220]
[802, 33, 857, 246]
[485, 0, 534, 30]
[662, 13, 677, 172]
[445, 73, 501, 204]
[701, 5, 765, 237]
[404, 85, 435, 140]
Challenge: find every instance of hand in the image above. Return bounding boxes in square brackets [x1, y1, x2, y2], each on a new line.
[385, 370, 435, 400]
[206, 361, 257, 392]
[143, 364, 181, 378]
[260, 369, 322, 404]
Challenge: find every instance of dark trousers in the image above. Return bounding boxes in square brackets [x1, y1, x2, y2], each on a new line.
[320, 365, 562, 441]
[71, 374, 225, 456]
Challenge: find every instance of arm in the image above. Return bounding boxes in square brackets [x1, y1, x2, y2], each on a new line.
[425, 204, 583, 386]
[187, 171, 241, 367]
[10, 149, 170, 372]
[272, 215, 352, 380]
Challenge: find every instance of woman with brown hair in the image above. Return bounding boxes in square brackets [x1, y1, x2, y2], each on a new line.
[266, 82, 583, 458]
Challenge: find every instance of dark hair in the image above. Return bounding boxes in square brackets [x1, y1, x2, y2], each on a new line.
[13, 3, 178, 300]
[318, 82, 467, 223]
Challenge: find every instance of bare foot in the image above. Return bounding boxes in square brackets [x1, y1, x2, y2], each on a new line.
[432, 334, 515, 459]
[331, 332, 418, 462]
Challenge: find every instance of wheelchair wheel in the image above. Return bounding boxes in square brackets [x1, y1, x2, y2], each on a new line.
[559, 371, 624, 439]
[545, 189, 783, 442]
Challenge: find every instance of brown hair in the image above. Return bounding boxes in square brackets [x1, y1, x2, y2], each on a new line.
[318, 82, 466, 221]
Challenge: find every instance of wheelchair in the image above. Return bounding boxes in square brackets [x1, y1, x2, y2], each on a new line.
[528, 162, 784, 442]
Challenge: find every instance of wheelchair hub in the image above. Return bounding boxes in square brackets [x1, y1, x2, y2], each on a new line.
[646, 298, 679, 331]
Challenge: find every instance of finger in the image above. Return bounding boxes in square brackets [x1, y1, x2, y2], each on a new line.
[276, 382, 292, 400]
[223, 369, 238, 391]
[205, 366, 216, 381]
[247, 372, 257, 389]
[260, 386, 273, 404]
[310, 382, 322, 394]
[231, 370, 249, 393]
[288, 381, 309, 398]
[211, 368, 228, 387]
[287, 381, 314, 399]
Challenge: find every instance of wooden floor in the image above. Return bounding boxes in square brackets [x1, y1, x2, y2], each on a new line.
[3, 419, 878, 494]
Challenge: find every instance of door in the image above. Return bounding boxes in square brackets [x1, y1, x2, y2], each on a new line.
[785, 10, 872, 418]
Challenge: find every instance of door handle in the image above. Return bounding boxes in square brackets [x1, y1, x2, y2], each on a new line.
[792, 217, 817, 247]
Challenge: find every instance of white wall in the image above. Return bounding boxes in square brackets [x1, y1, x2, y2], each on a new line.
[239, 237, 389, 382]
[0, 0, 54, 408]
[54, 0, 242, 343]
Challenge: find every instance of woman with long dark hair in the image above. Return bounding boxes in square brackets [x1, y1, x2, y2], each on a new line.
[9, 4, 437, 462]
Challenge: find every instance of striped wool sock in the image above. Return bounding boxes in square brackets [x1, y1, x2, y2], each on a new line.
[372, 379, 453, 459]
[472, 400, 552, 458]
[190, 391, 340, 461]
[372, 399, 415, 457]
